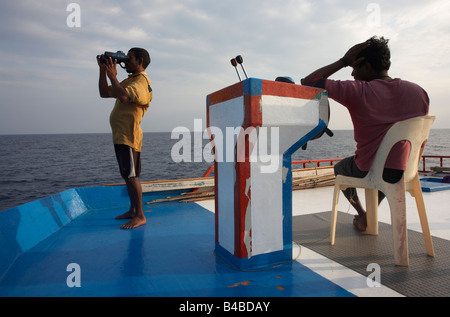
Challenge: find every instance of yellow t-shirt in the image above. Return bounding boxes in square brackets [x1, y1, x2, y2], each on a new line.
[108, 72, 152, 152]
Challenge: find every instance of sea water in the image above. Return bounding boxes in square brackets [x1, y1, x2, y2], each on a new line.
[1, 129, 449, 211]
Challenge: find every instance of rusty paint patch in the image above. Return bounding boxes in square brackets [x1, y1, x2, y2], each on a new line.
[228, 280, 251, 288]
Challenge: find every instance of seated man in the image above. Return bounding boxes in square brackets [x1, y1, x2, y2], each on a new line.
[301, 36, 429, 231]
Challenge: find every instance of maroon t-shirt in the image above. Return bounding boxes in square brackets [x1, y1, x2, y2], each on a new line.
[323, 78, 429, 171]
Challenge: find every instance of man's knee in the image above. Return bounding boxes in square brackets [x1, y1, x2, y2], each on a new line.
[334, 164, 338, 176]
[125, 176, 139, 184]
[334, 160, 343, 176]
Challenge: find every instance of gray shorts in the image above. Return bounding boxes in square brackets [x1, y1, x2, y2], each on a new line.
[334, 156, 368, 179]
[334, 156, 403, 184]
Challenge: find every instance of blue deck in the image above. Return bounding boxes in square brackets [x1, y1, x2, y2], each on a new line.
[420, 177, 450, 192]
[0, 186, 353, 297]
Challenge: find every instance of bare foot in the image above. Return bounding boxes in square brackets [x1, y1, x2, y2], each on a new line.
[353, 214, 367, 231]
[120, 216, 147, 229]
[115, 211, 134, 220]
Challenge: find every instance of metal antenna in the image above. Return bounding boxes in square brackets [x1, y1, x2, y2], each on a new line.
[230, 58, 241, 81]
[235, 55, 248, 79]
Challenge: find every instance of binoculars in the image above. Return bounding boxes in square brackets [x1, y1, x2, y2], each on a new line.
[99, 51, 129, 65]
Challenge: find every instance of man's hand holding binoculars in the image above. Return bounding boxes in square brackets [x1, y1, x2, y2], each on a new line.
[97, 53, 129, 103]
[97, 55, 118, 81]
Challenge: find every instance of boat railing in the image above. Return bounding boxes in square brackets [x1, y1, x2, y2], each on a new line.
[289, 156, 449, 173]
[292, 158, 342, 169]
[420, 155, 450, 173]
[191, 156, 449, 190]
[106, 156, 450, 193]
[201, 159, 341, 177]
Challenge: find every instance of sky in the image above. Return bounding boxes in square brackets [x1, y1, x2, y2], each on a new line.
[0, 0, 449, 134]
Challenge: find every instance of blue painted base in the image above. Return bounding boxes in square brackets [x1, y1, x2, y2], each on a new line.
[214, 243, 293, 271]
[0, 187, 354, 297]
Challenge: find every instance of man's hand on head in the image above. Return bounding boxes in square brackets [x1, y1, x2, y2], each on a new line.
[342, 42, 370, 68]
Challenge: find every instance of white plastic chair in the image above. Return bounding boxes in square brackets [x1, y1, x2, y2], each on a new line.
[330, 115, 436, 266]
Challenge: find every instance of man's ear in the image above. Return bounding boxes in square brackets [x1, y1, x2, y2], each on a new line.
[363, 62, 375, 75]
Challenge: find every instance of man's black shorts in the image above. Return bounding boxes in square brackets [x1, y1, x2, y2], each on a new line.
[114, 144, 141, 179]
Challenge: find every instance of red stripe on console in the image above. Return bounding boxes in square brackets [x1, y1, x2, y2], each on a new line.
[261, 80, 324, 100]
[208, 81, 243, 106]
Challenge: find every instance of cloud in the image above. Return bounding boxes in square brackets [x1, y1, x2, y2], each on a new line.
[0, 0, 449, 134]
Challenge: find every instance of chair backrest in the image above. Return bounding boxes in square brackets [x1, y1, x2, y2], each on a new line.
[369, 115, 435, 183]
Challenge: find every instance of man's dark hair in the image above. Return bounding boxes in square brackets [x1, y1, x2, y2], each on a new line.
[129, 47, 151, 69]
[357, 36, 391, 71]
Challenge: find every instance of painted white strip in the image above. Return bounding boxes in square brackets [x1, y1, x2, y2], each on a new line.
[295, 245, 404, 297]
[208, 96, 245, 254]
[251, 158, 284, 255]
[261, 95, 319, 126]
[141, 178, 214, 192]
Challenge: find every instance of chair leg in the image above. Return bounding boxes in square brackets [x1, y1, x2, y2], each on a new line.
[387, 190, 409, 266]
[330, 185, 340, 245]
[411, 175, 435, 257]
[365, 188, 378, 235]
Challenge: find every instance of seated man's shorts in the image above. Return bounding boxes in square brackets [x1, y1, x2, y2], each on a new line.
[114, 144, 141, 179]
[334, 156, 403, 184]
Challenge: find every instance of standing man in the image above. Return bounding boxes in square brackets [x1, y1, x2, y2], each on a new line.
[301, 36, 429, 231]
[97, 48, 152, 229]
